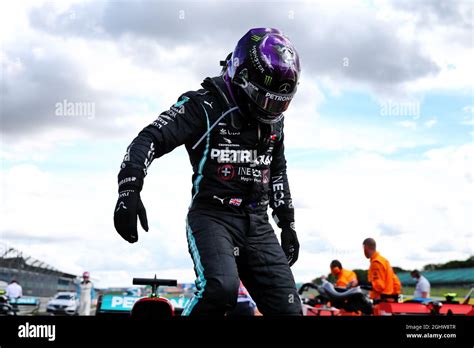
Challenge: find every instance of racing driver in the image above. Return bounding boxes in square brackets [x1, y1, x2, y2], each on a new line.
[113, 28, 302, 316]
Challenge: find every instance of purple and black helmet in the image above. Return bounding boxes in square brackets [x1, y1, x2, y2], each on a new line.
[225, 28, 301, 124]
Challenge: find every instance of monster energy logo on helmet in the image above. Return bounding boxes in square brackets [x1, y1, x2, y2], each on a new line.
[264, 75, 272, 86]
[251, 35, 262, 42]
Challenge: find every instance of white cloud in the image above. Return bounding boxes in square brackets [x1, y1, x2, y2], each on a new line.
[424, 119, 437, 128]
[382, 0, 473, 94]
[0, 149, 196, 287]
[2, 0, 456, 145]
[283, 79, 438, 154]
[289, 142, 474, 275]
[287, 119, 435, 154]
[378, 223, 405, 236]
[461, 118, 474, 126]
[463, 106, 474, 114]
[427, 240, 457, 253]
[397, 121, 417, 130]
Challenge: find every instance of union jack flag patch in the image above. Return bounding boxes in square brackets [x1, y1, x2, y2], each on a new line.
[229, 198, 242, 207]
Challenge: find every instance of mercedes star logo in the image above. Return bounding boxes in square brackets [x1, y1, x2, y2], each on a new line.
[279, 83, 291, 93]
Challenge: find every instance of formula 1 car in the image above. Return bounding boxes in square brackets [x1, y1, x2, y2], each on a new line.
[96, 276, 187, 318]
[0, 295, 15, 316]
[96, 276, 256, 317]
[299, 281, 474, 316]
[299, 280, 372, 316]
[129, 277, 177, 318]
[0, 295, 40, 316]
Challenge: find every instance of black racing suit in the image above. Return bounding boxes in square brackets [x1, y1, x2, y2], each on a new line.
[119, 76, 301, 315]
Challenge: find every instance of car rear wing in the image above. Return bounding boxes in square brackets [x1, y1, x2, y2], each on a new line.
[132, 276, 177, 295]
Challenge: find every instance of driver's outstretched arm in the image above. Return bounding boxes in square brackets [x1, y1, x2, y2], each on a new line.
[113, 93, 205, 243]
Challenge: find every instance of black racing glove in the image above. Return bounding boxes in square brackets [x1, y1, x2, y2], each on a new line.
[280, 222, 299, 267]
[113, 167, 148, 243]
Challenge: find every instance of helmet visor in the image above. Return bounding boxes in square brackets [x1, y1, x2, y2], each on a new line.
[241, 80, 295, 116]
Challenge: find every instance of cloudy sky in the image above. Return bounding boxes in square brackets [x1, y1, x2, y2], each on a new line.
[1, 0, 472, 288]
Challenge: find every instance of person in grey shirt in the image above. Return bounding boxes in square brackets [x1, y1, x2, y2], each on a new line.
[6, 279, 22, 300]
[411, 270, 430, 298]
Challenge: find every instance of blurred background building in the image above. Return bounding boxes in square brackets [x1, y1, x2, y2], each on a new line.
[0, 243, 77, 297]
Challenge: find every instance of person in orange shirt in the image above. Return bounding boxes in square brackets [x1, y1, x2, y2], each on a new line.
[330, 260, 358, 288]
[363, 238, 401, 300]
[392, 272, 402, 296]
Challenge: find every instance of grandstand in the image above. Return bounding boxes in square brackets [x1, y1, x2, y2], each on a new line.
[397, 268, 474, 287]
[0, 244, 77, 297]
